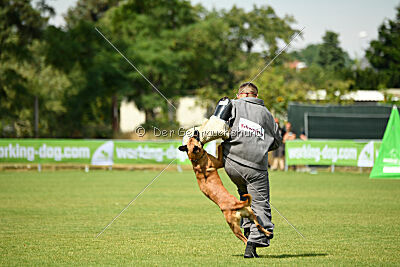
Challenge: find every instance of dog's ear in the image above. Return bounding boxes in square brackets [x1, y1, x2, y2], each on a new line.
[178, 145, 188, 152]
[193, 129, 200, 141]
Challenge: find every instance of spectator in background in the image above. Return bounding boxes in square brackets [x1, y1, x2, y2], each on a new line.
[282, 122, 296, 171]
[299, 127, 308, 141]
[283, 122, 296, 143]
[271, 118, 285, 171]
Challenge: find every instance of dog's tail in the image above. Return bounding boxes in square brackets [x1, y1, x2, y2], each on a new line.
[242, 194, 252, 206]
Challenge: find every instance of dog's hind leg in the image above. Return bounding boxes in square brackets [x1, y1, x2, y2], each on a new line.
[223, 211, 248, 244]
[229, 222, 248, 244]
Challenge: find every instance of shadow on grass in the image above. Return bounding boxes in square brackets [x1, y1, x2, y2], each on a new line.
[262, 253, 328, 258]
[232, 253, 328, 258]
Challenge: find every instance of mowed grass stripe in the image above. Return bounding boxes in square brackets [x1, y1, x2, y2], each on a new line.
[0, 170, 399, 266]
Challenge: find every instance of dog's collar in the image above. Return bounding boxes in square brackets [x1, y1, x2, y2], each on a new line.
[191, 151, 206, 163]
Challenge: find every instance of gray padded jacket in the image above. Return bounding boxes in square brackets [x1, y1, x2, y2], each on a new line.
[222, 97, 282, 170]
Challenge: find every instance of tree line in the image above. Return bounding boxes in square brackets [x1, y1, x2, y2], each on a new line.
[1, 0, 399, 138]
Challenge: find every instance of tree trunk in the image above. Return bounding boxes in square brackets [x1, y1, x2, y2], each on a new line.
[34, 96, 39, 138]
[112, 94, 119, 135]
[145, 108, 155, 122]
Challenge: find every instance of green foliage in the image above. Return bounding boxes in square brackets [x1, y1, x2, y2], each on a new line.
[10, 0, 400, 137]
[13, 41, 71, 137]
[290, 44, 321, 66]
[282, 31, 354, 109]
[352, 67, 383, 90]
[254, 65, 311, 116]
[291, 32, 352, 71]
[366, 5, 400, 88]
[317, 31, 347, 72]
[0, 0, 51, 137]
[0, 0, 46, 61]
[1, 0, 301, 137]
[42, 21, 125, 137]
[65, 0, 119, 26]
[190, 5, 299, 109]
[222, 5, 297, 55]
[97, 1, 299, 125]
[102, 0, 199, 111]
[254, 37, 354, 116]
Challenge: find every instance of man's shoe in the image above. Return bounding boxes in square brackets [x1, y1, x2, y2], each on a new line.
[244, 241, 259, 258]
[244, 228, 250, 239]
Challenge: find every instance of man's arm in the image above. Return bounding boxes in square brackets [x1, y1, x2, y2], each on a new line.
[268, 119, 283, 152]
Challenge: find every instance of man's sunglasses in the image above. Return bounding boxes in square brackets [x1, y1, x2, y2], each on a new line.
[236, 92, 258, 98]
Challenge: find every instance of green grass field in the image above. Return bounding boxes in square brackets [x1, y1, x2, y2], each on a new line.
[1, 168, 399, 266]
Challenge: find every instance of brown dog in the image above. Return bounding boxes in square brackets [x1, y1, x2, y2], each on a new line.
[179, 131, 271, 244]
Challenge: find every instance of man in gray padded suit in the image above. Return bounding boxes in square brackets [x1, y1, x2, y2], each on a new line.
[184, 82, 282, 258]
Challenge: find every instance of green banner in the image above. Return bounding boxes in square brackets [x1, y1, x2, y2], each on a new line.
[0, 139, 214, 165]
[370, 106, 400, 178]
[285, 140, 381, 167]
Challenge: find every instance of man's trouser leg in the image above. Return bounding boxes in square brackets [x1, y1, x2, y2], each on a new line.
[224, 157, 274, 247]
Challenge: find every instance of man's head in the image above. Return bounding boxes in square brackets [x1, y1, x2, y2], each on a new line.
[236, 82, 258, 99]
[178, 130, 204, 162]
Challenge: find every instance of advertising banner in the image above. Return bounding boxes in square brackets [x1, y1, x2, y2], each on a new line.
[285, 140, 381, 167]
[0, 139, 215, 165]
[1, 139, 384, 168]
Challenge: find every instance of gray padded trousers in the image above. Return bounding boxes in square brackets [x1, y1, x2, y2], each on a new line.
[223, 156, 274, 246]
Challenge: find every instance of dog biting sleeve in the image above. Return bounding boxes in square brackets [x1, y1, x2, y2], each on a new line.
[182, 98, 232, 145]
[197, 97, 232, 144]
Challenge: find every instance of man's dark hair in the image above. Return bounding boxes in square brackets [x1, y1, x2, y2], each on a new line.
[238, 82, 258, 95]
